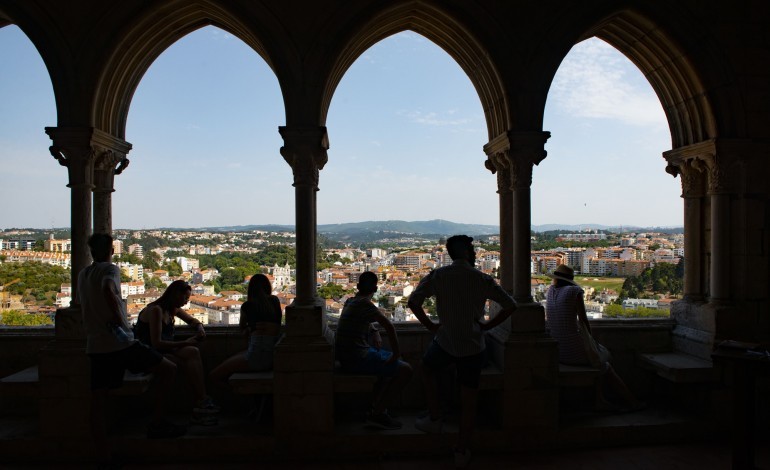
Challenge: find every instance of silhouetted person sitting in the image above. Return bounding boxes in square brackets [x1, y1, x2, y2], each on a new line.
[545, 264, 645, 412]
[335, 271, 413, 430]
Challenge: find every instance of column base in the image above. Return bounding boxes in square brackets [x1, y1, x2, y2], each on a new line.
[54, 306, 86, 340]
[500, 333, 559, 430]
[38, 338, 90, 438]
[273, 304, 335, 447]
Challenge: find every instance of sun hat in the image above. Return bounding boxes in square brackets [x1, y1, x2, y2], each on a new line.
[548, 264, 578, 286]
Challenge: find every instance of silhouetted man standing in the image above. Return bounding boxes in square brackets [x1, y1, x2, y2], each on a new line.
[408, 235, 517, 468]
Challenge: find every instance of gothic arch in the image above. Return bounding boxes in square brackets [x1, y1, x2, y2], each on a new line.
[590, 12, 720, 148]
[93, 0, 289, 139]
[318, 2, 509, 140]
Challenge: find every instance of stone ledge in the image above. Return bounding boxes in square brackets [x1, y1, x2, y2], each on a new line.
[558, 364, 601, 387]
[0, 366, 152, 397]
[230, 371, 274, 394]
[0, 365, 39, 397]
[637, 352, 722, 383]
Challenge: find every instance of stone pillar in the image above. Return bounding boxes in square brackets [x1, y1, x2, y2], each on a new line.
[273, 126, 334, 447]
[41, 127, 100, 440]
[665, 158, 707, 301]
[483, 151, 513, 293]
[46, 127, 97, 309]
[279, 126, 327, 307]
[484, 130, 558, 432]
[706, 159, 731, 303]
[93, 135, 132, 234]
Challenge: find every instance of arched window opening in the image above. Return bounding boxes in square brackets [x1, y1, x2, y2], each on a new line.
[120, 25, 288, 326]
[0, 25, 62, 327]
[536, 37, 682, 319]
[324, 31, 493, 323]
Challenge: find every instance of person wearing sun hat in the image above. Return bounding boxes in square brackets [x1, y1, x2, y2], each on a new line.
[545, 263, 645, 412]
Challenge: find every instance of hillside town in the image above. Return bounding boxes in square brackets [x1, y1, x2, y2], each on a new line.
[0, 227, 684, 326]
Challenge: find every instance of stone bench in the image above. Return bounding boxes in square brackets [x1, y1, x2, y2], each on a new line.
[478, 362, 504, 390]
[637, 352, 722, 383]
[0, 365, 39, 397]
[558, 363, 602, 387]
[229, 371, 275, 394]
[228, 369, 381, 395]
[0, 365, 153, 397]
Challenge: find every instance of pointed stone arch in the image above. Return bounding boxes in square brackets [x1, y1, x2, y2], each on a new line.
[93, 0, 288, 139]
[319, 2, 509, 140]
[582, 10, 721, 148]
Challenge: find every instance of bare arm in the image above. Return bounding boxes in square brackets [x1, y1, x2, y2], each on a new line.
[175, 307, 205, 339]
[478, 305, 517, 331]
[101, 279, 124, 326]
[373, 310, 400, 362]
[408, 297, 439, 333]
[146, 305, 197, 350]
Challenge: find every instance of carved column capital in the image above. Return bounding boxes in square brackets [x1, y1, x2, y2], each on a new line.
[663, 139, 745, 195]
[484, 152, 512, 195]
[45, 127, 132, 189]
[279, 126, 329, 190]
[665, 158, 707, 198]
[484, 131, 550, 190]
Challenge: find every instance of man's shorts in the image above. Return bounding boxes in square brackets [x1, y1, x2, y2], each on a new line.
[88, 342, 163, 390]
[339, 347, 403, 378]
[422, 339, 487, 389]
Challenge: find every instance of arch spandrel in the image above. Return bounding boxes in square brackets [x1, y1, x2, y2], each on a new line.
[93, 0, 293, 139]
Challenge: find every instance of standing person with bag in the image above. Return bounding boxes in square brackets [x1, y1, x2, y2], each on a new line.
[545, 264, 644, 412]
[79, 233, 184, 452]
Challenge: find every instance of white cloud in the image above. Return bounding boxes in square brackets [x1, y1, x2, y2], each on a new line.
[399, 109, 473, 127]
[549, 38, 666, 127]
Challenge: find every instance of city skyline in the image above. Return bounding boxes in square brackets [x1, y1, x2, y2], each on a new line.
[1, 27, 681, 230]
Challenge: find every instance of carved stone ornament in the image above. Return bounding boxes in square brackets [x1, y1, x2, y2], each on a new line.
[671, 159, 706, 198]
[509, 155, 534, 190]
[279, 127, 329, 189]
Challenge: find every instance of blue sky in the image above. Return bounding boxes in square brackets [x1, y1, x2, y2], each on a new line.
[0, 25, 680, 230]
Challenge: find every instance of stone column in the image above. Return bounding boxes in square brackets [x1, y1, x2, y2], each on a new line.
[45, 127, 98, 312]
[483, 130, 558, 431]
[41, 127, 99, 440]
[92, 134, 132, 234]
[665, 158, 707, 301]
[279, 126, 327, 307]
[483, 151, 513, 293]
[705, 157, 731, 303]
[273, 126, 334, 446]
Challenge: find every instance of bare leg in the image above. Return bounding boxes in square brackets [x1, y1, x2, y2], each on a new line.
[457, 385, 478, 452]
[372, 362, 413, 415]
[605, 364, 642, 408]
[209, 351, 249, 386]
[169, 346, 207, 402]
[149, 358, 177, 422]
[420, 362, 442, 420]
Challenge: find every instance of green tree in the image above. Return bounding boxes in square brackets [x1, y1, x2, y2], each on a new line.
[32, 240, 45, 251]
[317, 282, 348, 300]
[0, 309, 54, 326]
[143, 251, 161, 271]
[163, 260, 183, 277]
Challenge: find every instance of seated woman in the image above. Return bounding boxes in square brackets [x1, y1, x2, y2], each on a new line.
[134, 280, 220, 424]
[545, 265, 644, 412]
[210, 274, 283, 385]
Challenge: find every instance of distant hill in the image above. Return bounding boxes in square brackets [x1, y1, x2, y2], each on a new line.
[317, 219, 499, 236]
[532, 224, 683, 234]
[532, 224, 684, 233]
[113, 220, 681, 235]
